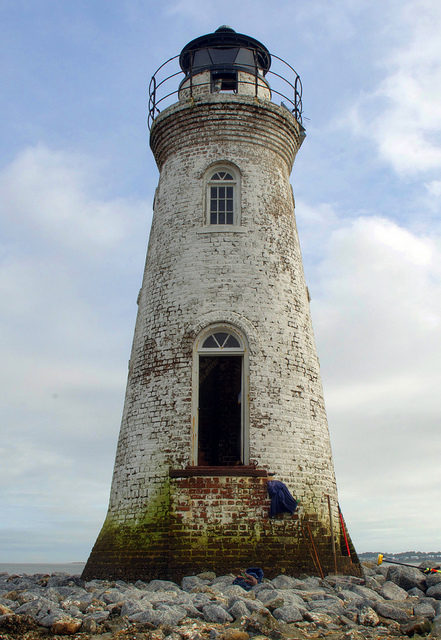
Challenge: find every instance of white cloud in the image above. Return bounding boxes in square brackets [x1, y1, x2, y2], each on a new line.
[0, 145, 148, 253]
[302, 208, 441, 552]
[425, 180, 441, 199]
[347, 0, 441, 176]
[0, 146, 149, 561]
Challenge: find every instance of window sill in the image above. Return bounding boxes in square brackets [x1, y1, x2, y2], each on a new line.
[169, 466, 273, 478]
[196, 226, 247, 234]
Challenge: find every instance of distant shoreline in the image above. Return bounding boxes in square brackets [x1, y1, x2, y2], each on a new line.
[2, 553, 441, 577]
[0, 562, 86, 575]
[358, 551, 441, 565]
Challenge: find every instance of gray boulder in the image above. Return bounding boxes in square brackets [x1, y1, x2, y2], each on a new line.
[130, 604, 187, 626]
[293, 588, 329, 602]
[303, 610, 337, 627]
[374, 601, 410, 623]
[37, 611, 66, 628]
[202, 603, 233, 623]
[414, 601, 436, 619]
[241, 599, 270, 614]
[100, 588, 127, 604]
[432, 614, 441, 639]
[140, 590, 192, 606]
[427, 583, 441, 599]
[145, 580, 182, 593]
[179, 602, 203, 618]
[357, 606, 379, 626]
[181, 576, 210, 591]
[276, 591, 305, 609]
[272, 604, 303, 623]
[45, 575, 83, 588]
[401, 617, 432, 637]
[379, 580, 408, 601]
[254, 588, 284, 610]
[133, 580, 148, 589]
[83, 610, 110, 623]
[301, 576, 323, 588]
[326, 575, 364, 588]
[386, 565, 426, 592]
[348, 584, 385, 605]
[15, 596, 56, 618]
[228, 600, 249, 619]
[426, 572, 441, 588]
[152, 604, 188, 626]
[211, 575, 235, 586]
[196, 571, 216, 581]
[81, 618, 98, 633]
[120, 599, 150, 617]
[271, 575, 305, 590]
[252, 582, 275, 594]
[308, 597, 344, 615]
[190, 593, 213, 610]
[364, 576, 384, 592]
[221, 585, 252, 600]
[336, 589, 367, 607]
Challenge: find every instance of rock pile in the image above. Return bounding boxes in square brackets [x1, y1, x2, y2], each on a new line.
[1, 562, 441, 639]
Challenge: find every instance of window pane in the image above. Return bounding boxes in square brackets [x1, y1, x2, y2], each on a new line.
[208, 170, 237, 226]
[215, 332, 229, 346]
[200, 331, 243, 351]
[225, 334, 240, 347]
[202, 335, 218, 348]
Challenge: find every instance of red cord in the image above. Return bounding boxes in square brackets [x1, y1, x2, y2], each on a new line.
[338, 505, 351, 558]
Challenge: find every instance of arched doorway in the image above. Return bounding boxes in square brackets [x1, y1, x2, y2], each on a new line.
[193, 326, 248, 466]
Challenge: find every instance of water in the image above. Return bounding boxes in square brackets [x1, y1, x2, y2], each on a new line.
[0, 562, 86, 576]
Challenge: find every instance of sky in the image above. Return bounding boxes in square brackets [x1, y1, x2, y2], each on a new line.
[1, 0, 441, 562]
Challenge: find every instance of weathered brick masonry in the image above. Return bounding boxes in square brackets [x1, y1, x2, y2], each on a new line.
[83, 28, 360, 581]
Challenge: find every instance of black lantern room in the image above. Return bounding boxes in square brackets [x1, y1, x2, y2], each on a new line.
[179, 25, 271, 92]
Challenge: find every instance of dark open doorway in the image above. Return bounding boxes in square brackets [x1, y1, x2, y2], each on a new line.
[198, 355, 242, 466]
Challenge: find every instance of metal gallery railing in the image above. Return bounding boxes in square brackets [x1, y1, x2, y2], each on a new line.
[148, 47, 303, 130]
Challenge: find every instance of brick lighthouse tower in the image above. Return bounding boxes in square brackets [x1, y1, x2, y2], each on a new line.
[83, 26, 360, 581]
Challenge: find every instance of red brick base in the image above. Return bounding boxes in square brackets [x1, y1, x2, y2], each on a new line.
[82, 469, 361, 581]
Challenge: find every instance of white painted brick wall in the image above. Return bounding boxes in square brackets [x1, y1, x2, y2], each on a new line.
[106, 94, 340, 532]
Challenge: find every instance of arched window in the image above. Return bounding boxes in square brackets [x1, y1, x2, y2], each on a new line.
[201, 331, 241, 349]
[206, 166, 239, 225]
[192, 326, 248, 466]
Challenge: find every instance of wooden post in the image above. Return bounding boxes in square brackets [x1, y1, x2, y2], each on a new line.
[327, 494, 338, 574]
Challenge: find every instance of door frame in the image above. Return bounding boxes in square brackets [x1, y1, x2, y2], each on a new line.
[191, 324, 249, 466]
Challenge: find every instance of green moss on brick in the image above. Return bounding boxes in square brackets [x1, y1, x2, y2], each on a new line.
[82, 478, 171, 581]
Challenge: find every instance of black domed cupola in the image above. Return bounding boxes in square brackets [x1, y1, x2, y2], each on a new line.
[179, 25, 271, 92]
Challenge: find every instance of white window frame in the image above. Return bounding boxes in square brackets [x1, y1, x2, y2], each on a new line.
[203, 164, 241, 228]
[191, 324, 249, 466]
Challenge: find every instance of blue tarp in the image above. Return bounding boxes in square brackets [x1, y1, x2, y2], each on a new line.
[267, 480, 298, 517]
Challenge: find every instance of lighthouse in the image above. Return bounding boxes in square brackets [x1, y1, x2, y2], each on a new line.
[83, 26, 360, 581]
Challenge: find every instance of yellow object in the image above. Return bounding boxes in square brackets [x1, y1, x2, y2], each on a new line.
[377, 554, 384, 566]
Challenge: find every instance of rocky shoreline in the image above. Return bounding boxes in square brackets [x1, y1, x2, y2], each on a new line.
[1, 562, 441, 639]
